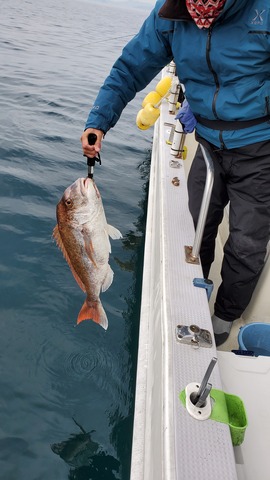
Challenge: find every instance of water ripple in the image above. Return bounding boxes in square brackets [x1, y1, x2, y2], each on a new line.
[35, 335, 124, 408]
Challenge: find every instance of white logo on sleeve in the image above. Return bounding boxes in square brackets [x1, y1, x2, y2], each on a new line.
[250, 9, 266, 25]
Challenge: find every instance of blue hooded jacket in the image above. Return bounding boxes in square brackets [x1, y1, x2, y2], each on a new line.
[85, 0, 270, 149]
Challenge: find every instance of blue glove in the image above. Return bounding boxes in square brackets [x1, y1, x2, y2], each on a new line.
[175, 99, 197, 133]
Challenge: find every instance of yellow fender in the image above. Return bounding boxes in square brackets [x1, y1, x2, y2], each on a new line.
[137, 76, 172, 129]
[136, 103, 160, 130]
[155, 76, 172, 97]
[136, 111, 151, 130]
[142, 91, 162, 108]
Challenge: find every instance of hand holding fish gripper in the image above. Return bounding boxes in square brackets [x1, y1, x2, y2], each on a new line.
[86, 133, 101, 178]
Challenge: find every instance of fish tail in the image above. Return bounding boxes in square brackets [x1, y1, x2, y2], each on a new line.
[77, 299, 108, 330]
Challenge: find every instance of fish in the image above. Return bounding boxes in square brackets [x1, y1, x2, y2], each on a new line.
[53, 177, 122, 329]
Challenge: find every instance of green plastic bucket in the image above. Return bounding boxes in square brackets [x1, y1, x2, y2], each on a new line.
[209, 389, 248, 446]
[225, 392, 248, 446]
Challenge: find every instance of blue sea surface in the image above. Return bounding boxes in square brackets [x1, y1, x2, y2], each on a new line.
[0, 0, 155, 478]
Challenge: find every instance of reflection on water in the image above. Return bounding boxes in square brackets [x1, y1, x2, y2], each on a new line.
[51, 418, 120, 479]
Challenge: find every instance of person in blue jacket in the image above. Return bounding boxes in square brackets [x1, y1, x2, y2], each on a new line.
[81, 0, 270, 346]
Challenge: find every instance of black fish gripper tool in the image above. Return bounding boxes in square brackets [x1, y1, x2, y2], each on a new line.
[86, 133, 101, 179]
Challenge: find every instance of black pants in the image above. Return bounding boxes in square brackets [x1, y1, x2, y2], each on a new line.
[188, 138, 270, 322]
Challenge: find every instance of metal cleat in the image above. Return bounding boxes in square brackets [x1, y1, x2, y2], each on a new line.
[176, 324, 212, 348]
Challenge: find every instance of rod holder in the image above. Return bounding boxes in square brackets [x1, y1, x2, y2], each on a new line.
[170, 120, 186, 158]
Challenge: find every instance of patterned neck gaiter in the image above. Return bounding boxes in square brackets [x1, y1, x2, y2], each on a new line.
[186, 0, 227, 29]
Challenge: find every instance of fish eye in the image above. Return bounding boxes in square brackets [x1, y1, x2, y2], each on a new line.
[65, 199, 72, 206]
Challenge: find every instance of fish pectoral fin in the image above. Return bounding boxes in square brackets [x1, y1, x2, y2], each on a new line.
[77, 299, 108, 330]
[101, 266, 114, 292]
[84, 238, 98, 268]
[53, 225, 86, 293]
[106, 224, 122, 240]
[81, 228, 99, 267]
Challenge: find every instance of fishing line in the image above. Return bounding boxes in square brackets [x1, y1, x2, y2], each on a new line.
[75, 33, 137, 50]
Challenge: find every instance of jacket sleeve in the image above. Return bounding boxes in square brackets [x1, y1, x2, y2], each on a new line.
[85, 2, 173, 133]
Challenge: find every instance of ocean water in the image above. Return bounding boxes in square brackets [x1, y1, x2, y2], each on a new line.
[0, 0, 155, 478]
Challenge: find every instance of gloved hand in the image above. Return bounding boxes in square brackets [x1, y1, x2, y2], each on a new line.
[175, 99, 197, 133]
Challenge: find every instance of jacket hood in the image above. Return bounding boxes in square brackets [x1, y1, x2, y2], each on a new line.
[158, 0, 249, 23]
[158, 0, 191, 21]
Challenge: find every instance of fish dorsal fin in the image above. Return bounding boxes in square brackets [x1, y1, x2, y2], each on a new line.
[106, 224, 122, 240]
[53, 225, 86, 293]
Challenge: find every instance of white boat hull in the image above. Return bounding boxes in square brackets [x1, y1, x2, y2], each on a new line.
[130, 68, 270, 480]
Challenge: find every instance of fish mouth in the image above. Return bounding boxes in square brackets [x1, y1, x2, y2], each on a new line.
[83, 177, 91, 189]
[82, 177, 100, 198]
[80, 177, 93, 192]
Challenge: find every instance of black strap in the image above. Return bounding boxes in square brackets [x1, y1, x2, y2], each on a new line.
[196, 114, 270, 131]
